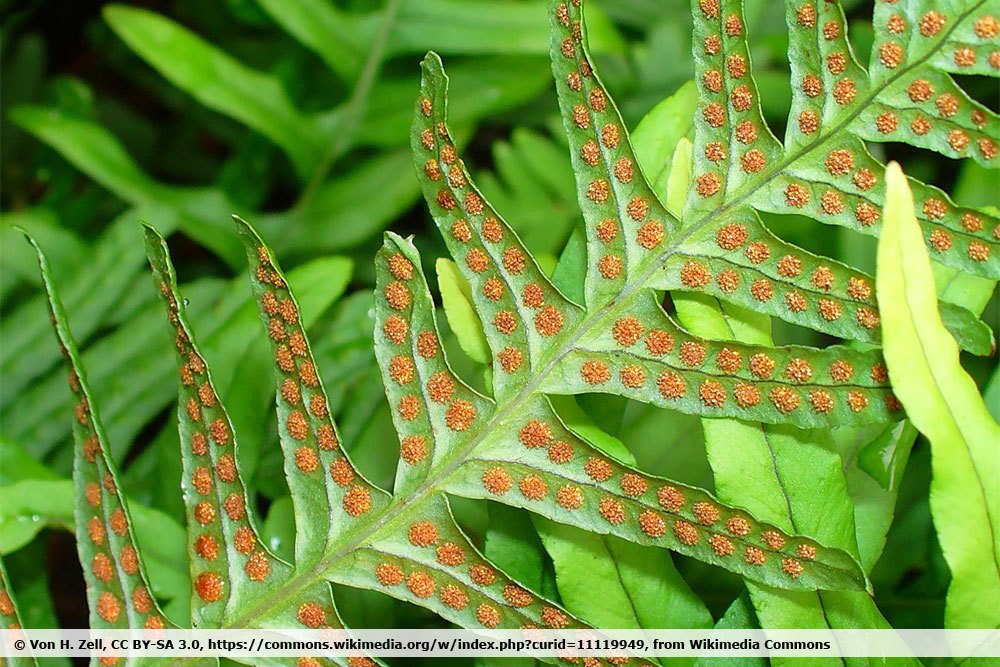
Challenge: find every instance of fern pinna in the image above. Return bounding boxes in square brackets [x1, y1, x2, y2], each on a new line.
[14, 0, 997, 661]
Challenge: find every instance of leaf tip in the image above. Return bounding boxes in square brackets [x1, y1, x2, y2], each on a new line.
[418, 52, 448, 101]
[139, 222, 164, 245]
[884, 160, 906, 190]
[420, 51, 445, 76]
[381, 230, 410, 253]
[15, 225, 40, 252]
[101, 4, 137, 31]
[21, 231, 58, 293]
[881, 161, 924, 247]
[232, 215, 264, 245]
[140, 224, 172, 276]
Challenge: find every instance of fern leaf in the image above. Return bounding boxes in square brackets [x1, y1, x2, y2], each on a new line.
[683, 0, 998, 282]
[554, 0, 992, 353]
[34, 221, 852, 659]
[143, 225, 610, 662]
[402, 0, 996, 593]
[0, 558, 38, 667]
[26, 0, 998, 651]
[373, 230, 863, 590]
[142, 227, 353, 652]
[878, 163, 1000, 629]
[411, 77, 583, 401]
[863, 2, 997, 161]
[373, 235, 494, 491]
[144, 228, 289, 626]
[232, 218, 389, 569]
[332, 494, 594, 634]
[26, 235, 178, 637]
[415, 51, 903, 429]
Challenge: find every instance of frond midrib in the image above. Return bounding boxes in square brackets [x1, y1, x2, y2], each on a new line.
[709, 0, 987, 224]
[222, 0, 983, 628]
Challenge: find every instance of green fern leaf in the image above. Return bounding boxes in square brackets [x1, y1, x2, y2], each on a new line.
[403, 0, 995, 592]
[416, 49, 901, 431]
[31, 216, 855, 666]
[145, 225, 660, 664]
[143, 228, 361, 667]
[231, 220, 391, 566]
[878, 163, 1000, 629]
[707, 0, 993, 246]
[143, 229, 300, 626]
[0, 558, 38, 667]
[23, 0, 998, 654]
[26, 235, 217, 667]
[556, 0, 992, 346]
[679, 0, 998, 312]
[374, 228, 862, 589]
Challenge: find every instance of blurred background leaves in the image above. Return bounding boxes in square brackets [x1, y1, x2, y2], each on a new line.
[0, 0, 996, 657]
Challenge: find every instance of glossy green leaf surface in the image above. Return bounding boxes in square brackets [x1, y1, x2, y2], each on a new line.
[437, 258, 492, 365]
[14, 0, 998, 654]
[877, 162, 1000, 629]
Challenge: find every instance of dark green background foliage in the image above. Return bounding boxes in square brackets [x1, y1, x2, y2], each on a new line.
[1, 0, 997, 662]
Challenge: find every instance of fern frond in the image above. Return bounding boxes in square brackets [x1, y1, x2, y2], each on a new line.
[26, 0, 998, 654]
[28, 236, 174, 635]
[144, 229, 298, 625]
[33, 221, 854, 667]
[143, 227, 360, 667]
[682, 0, 998, 277]
[374, 228, 862, 589]
[232, 220, 390, 568]
[553, 0, 993, 349]
[403, 0, 995, 592]
[415, 51, 902, 429]
[143, 226, 655, 665]
[0, 558, 38, 667]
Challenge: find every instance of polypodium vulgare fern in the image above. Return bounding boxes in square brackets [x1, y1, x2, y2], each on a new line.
[1, 559, 36, 667]
[15, 0, 998, 658]
[23, 215, 851, 666]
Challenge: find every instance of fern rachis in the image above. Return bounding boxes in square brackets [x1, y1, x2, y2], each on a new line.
[7, 0, 998, 660]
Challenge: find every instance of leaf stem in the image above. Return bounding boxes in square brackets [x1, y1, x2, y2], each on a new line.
[295, 0, 403, 208]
